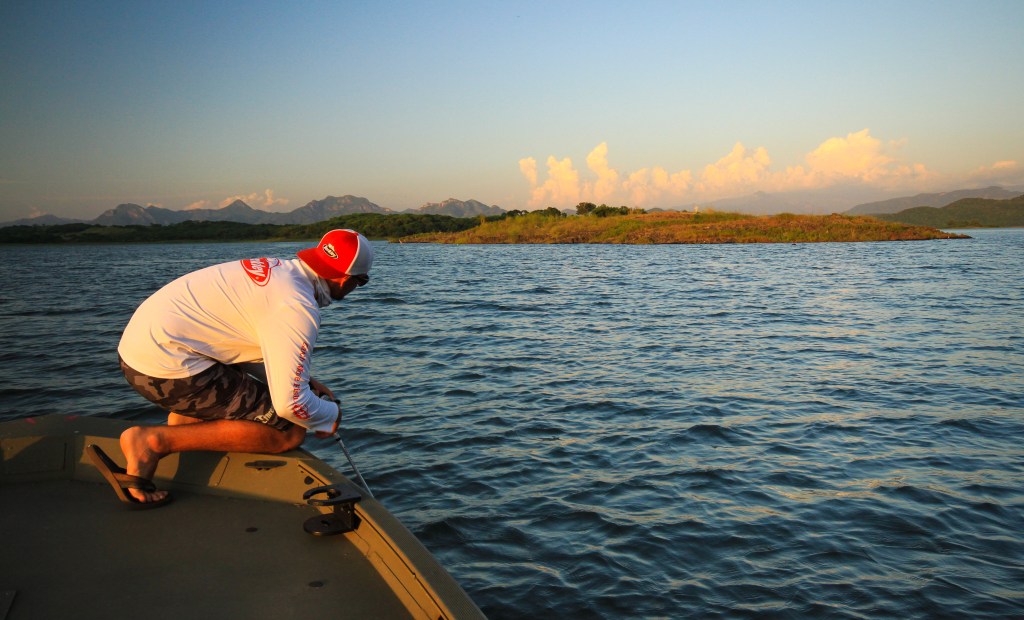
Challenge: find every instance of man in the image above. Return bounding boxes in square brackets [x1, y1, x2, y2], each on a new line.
[89, 229, 373, 508]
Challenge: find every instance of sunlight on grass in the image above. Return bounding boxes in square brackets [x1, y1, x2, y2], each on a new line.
[401, 211, 969, 245]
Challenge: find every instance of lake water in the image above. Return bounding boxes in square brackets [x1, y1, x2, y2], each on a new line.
[1, 231, 1022, 618]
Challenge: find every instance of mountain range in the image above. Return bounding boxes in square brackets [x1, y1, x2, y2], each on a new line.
[1, 196, 506, 228]
[411, 198, 505, 217]
[5, 187, 1022, 228]
[844, 186, 1023, 215]
[876, 195, 1024, 228]
[700, 187, 884, 215]
[692, 186, 1024, 216]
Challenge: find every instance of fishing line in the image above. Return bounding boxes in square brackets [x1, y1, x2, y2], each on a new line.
[320, 393, 375, 498]
[332, 432, 375, 499]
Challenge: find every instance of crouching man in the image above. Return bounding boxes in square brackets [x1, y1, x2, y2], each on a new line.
[90, 229, 373, 508]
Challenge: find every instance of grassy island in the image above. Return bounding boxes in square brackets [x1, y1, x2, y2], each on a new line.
[399, 210, 970, 244]
[0, 213, 478, 244]
[0, 209, 971, 245]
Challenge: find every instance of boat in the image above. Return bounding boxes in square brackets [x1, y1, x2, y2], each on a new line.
[0, 414, 485, 619]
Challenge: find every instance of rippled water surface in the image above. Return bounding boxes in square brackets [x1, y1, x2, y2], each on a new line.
[2, 231, 1022, 618]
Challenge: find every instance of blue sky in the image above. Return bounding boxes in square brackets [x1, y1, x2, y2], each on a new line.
[2, 1, 1022, 220]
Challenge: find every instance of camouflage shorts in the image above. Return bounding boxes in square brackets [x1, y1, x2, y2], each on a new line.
[119, 356, 293, 431]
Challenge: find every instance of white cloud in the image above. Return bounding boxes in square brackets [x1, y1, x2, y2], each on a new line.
[525, 156, 580, 208]
[793, 129, 936, 188]
[519, 131, 949, 209]
[583, 142, 619, 202]
[622, 166, 693, 205]
[219, 188, 290, 211]
[965, 160, 1023, 185]
[805, 130, 893, 178]
[695, 143, 772, 196]
[518, 157, 538, 187]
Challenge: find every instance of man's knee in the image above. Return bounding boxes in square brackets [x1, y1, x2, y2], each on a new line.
[272, 424, 305, 452]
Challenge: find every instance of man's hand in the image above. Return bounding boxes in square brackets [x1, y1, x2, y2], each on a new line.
[309, 377, 334, 400]
[309, 378, 341, 438]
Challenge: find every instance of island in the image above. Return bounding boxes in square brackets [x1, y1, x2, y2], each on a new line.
[399, 210, 970, 244]
[0, 209, 969, 245]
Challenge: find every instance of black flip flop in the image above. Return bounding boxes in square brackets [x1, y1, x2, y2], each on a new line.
[85, 444, 172, 510]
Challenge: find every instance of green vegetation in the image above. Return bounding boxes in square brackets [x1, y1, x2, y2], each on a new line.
[401, 210, 970, 244]
[1, 207, 976, 245]
[0, 213, 482, 244]
[574, 202, 645, 217]
[876, 195, 1024, 228]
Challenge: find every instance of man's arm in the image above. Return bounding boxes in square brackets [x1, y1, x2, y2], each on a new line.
[309, 377, 342, 438]
[258, 304, 340, 434]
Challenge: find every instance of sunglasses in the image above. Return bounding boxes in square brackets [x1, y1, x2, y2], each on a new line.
[348, 273, 370, 287]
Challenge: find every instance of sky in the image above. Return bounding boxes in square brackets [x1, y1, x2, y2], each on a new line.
[2, 1, 1023, 221]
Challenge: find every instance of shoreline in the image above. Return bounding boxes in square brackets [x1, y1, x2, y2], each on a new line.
[0, 211, 977, 245]
[400, 211, 971, 244]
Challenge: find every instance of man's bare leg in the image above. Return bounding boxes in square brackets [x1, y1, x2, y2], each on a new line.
[120, 419, 305, 503]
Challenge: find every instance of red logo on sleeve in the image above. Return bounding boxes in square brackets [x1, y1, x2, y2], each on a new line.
[240, 258, 280, 286]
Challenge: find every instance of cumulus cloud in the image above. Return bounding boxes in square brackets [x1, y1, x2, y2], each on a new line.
[519, 131, 952, 209]
[965, 160, 1022, 185]
[622, 166, 693, 205]
[805, 130, 893, 179]
[184, 200, 212, 211]
[518, 157, 538, 187]
[584, 143, 620, 202]
[695, 143, 773, 195]
[219, 189, 290, 211]
[521, 141, 776, 208]
[525, 156, 581, 207]
[792, 129, 936, 188]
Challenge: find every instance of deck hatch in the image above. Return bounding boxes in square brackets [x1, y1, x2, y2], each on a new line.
[0, 438, 68, 479]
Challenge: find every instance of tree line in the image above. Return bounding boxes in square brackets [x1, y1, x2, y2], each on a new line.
[575, 203, 646, 217]
[0, 204, 654, 244]
[0, 213, 486, 244]
[503, 204, 647, 218]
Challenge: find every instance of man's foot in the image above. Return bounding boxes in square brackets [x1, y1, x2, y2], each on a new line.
[85, 444, 172, 510]
[119, 426, 169, 504]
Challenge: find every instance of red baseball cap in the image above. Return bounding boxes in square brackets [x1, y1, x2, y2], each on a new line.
[297, 229, 373, 280]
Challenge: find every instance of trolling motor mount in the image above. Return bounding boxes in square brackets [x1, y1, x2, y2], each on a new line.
[302, 482, 363, 535]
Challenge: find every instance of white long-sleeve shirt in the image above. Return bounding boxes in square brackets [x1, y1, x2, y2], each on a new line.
[118, 257, 338, 432]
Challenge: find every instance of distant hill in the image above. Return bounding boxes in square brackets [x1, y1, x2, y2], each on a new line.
[703, 190, 874, 215]
[212, 200, 282, 223]
[846, 186, 1022, 215]
[0, 214, 86, 227]
[875, 195, 1024, 228]
[93, 200, 286, 226]
[283, 195, 392, 223]
[6, 195, 393, 228]
[94, 203, 189, 226]
[411, 198, 505, 217]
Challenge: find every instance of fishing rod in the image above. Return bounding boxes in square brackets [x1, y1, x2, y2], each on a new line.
[321, 394, 375, 499]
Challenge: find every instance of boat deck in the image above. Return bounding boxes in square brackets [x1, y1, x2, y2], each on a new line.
[1, 478, 409, 620]
[0, 415, 484, 620]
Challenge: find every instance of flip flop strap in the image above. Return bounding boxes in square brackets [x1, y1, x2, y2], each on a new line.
[111, 472, 157, 492]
